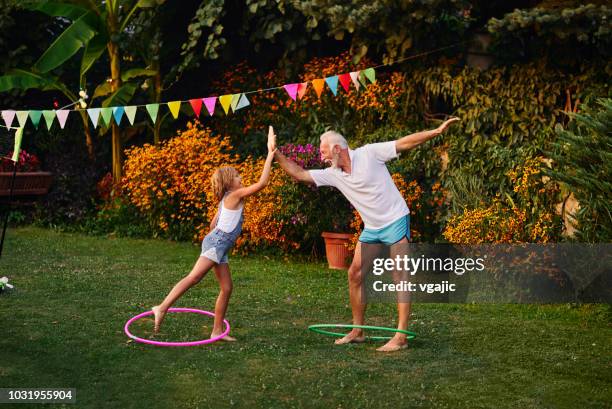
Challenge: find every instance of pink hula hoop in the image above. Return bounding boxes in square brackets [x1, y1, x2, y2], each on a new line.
[124, 307, 230, 347]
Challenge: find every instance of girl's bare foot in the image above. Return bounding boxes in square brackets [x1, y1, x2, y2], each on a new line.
[152, 306, 166, 333]
[211, 331, 237, 342]
[334, 328, 366, 345]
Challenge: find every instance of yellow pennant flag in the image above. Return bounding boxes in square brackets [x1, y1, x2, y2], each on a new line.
[219, 94, 233, 115]
[167, 101, 181, 119]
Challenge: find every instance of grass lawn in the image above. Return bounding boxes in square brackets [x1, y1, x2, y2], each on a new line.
[0, 227, 610, 409]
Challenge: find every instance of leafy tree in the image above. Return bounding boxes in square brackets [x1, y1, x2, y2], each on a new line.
[545, 98, 612, 242]
[0, 0, 163, 181]
[487, 3, 612, 63]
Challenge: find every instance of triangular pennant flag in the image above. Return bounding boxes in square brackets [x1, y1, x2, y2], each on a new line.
[203, 97, 217, 116]
[56, 110, 70, 129]
[230, 94, 241, 112]
[2, 110, 16, 128]
[219, 94, 232, 115]
[146, 104, 159, 124]
[349, 71, 361, 91]
[284, 83, 299, 101]
[363, 67, 376, 83]
[189, 99, 202, 117]
[29, 111, 42, 129]
[358, 71, 368, 88]
[235, 94, 250, 111]
[87, 108, 101, 128]
[325, 76, 339, 96]
[167, 101, 181, 119]
[11, 127, 24, 162]
[42, 110, 55, 130]
[16, 111, 29, 128]
[311, 79, 325, 98]
[338, 73, 352, 93]
[124, 106, 137, 125]
[297, 82, 309, 99]
[112, 106, 125, 125]
[100, 107, 113, 127]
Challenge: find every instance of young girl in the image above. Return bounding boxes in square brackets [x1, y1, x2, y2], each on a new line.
[152, 127, 277, 341]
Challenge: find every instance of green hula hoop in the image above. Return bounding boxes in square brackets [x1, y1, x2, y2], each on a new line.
[308, 324, 416, 341]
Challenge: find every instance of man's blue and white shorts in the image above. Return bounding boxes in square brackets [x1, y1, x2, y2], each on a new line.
[359, 214, 410, 245]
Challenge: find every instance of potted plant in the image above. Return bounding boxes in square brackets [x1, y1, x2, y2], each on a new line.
[0, 150, 53, 198]
[321, 231, 353, 269]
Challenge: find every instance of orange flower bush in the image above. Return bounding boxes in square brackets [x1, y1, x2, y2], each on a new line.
[443, 199, 527, 244]
[205, 156, 291, 252]
[443, 157, 561, 243]
[122, 121, 238, 241]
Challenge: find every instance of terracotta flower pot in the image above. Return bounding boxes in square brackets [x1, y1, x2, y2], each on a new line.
[321, 232, 353, 270]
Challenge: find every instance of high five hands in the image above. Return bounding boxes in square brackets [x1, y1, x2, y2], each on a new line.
[268, 125, 277, 153]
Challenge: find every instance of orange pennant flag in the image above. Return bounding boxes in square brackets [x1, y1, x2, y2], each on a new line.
[311, 79, 325, 99]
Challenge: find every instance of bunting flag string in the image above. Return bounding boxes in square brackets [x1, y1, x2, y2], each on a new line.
[1, 65, 373, 130]
[0, 42, 465, 131]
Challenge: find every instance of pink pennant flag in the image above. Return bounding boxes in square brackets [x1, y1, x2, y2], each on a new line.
[349, 71, 361, 91]
[56, 110, 70, 129]
[297, 82, 309, 99]
[203, 97, 217, 116]
[284, 83, 299, 101]
[189, 99, 202, 117]
[338, 73, 352, 93]
[2, 110, 16, 128]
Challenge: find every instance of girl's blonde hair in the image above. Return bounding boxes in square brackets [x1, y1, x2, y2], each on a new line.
[211, 166, 239, 201]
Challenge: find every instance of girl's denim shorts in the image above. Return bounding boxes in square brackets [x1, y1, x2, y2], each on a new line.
[200, 228, 238, 264]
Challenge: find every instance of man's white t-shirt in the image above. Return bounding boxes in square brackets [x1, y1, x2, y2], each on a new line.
[309, 141, 409, 230]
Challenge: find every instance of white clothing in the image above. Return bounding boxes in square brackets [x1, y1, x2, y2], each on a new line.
[216, 198, 244, 233]
[308, 141, 409, 229]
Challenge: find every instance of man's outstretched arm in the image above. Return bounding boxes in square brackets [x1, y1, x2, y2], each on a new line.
[274, 150, 315, 184]
[395, 117, 460, 152]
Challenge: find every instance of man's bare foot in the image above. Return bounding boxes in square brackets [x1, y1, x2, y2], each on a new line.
[152, 306, 166, 334]
[211, 332, 237, 342]
[334, 329, 366, 345]
[376, 336, 408, 352]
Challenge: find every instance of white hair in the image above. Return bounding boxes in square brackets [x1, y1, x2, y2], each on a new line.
[320, 130, 348, 149]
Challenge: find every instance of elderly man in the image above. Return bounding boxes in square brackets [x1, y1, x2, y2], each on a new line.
[273, 118, 459, 352]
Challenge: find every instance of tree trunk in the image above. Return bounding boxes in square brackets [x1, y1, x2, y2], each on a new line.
[79, 111, 95, 159]
[108, 35, 122, 183]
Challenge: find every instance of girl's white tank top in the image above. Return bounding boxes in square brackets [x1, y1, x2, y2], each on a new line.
[216, 196, 244, 233]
